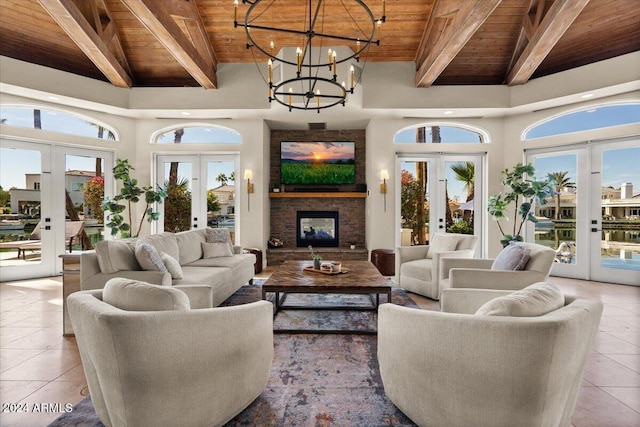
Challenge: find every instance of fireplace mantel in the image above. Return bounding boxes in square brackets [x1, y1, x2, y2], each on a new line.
[269, 192, 366, 198]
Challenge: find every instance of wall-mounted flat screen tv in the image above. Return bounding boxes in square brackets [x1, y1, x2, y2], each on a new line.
[280, 141, 355, 185]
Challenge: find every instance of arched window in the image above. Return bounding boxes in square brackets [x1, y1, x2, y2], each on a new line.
[153, 124, 242, 144]
[394, 123, 487, 144]
[0, 105, 118, 140]
[524, 103, 640, 140]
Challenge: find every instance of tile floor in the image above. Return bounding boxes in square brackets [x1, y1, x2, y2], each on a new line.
[0, 271, 639, 426]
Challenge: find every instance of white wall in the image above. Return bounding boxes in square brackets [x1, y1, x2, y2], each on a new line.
[1, 54, 639, 260]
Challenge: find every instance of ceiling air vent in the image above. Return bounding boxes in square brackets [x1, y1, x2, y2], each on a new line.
[308, 123, 327, 130]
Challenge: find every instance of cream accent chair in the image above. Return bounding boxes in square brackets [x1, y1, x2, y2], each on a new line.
[439, 242, 556, 295]
[396, 233, 478, 300]
[68, 279, 273, 427]
[378, 288, 603, 427]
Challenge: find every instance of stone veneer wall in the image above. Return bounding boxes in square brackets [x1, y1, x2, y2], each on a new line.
[268, 130, 367, 264]
[270, 197, 365, 249]
[270, 129, 366, 192]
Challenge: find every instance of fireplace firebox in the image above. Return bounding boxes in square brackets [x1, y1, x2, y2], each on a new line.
[296, 211, 339, 247]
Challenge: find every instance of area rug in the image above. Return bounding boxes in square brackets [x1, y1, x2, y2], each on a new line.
[223, 281, 417, 334]
[49, 281, 420, 427]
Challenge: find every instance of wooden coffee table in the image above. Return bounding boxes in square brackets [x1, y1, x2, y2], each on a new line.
[261, 260, 393, 334]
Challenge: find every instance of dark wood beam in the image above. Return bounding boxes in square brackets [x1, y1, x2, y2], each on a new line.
[120, 0, 217, 89]
[37, 0, 133, 88]
[507, 0, 591, 86]
[414, 0, 502, 88]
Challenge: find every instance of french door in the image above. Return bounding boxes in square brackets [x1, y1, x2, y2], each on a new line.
[0, 139, 113, 281]
[155, 154, 240, 242]
[527, 138, 640, 286]
[395, 154, 484, 256]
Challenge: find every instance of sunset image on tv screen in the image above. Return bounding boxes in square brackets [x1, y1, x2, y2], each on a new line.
[280, 141, 355, 185]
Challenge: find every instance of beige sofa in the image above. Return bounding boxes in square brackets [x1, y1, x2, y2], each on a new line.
[80, 229, 256, 307]
[69, 279, 273, 427]
[378, 286, 603, 427]
[396, 233, 478, 300]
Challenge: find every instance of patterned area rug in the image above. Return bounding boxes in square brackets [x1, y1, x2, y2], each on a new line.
[49, 281, 419, 427]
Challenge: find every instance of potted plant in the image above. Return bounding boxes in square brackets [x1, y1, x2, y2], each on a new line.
[102, 159, 167, 238]
[308, 245, 322, 269]
[349, 241, 357, 250]
[487, 163, 552, 247]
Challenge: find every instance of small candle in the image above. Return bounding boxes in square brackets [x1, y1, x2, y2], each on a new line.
[288, 87, 293, 105]
[296, 47, 302, 73]
[332, 51, 337, 75]
[327, 49, 333, 64]
[270, 40, 274, 53]
[383, 0, 386, 17]
[234, 0, 238, 21]
[350, 65, 355, 89]
[267, 59, 272, 83]
[376, 20, 382, 40]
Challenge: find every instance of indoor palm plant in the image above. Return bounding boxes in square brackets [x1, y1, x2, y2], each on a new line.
[488, 163, 553, 247]
[102, 159, 167, 238]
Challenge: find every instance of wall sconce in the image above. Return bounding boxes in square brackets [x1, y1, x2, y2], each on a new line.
[244, 169, 254, 211]
[380, 169, 389, 211]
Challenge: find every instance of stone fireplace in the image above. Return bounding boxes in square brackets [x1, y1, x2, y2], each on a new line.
[267, 129, 368, 265]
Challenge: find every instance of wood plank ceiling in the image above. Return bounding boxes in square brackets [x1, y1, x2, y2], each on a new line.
[0, 0, 638, 90]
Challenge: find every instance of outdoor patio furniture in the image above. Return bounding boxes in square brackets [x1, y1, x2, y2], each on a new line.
[0, 221, 85, 260]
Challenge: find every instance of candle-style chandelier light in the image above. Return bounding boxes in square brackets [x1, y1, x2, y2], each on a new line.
[234, 0, 386, 112]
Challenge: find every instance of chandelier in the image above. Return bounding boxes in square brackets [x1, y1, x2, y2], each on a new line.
[234, 0, 386, 112]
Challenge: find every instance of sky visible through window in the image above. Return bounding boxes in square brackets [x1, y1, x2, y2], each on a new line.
[525, 104, 640, 139]
[1, 107, 116, 139]
[394, 125, 483, 143]
[156, 126, 241, 144]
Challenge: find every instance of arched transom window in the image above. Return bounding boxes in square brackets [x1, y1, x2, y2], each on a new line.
[153, 124, 242, 144]
[524, 103, 640, 140]
[0, 105, 118, 140]
[394, 124, 487, 144]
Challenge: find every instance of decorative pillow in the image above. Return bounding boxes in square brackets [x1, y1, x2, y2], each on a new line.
[95, 239, 140, 274]
[135, 240, 168, 272]
[426, 234, 459, 259]
[475, 282, 565, 317]
[103, 278, 190, 311]
[160, 252, 183, 279]
[492, 243, 530, 271]
[202, 241, 234, 258]
[205, 228, 233, 253]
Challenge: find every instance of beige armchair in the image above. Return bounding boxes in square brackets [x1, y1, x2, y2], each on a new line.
[378, 287, 603, 427]
[68, 279, 273, 427]
[396, 233, 478, 300]
[440, 242, 556, 295]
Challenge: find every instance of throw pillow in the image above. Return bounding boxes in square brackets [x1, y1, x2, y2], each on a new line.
[426, 234, 459, 259]
[205, 228, 233, 253]
[475, 282, 565, 317]
[160, 252, 183, 279]
[103, 278, 190, 311]
[135, 240, 168, 272]
[95, 239, 140, 274]
[491, 243, 530, 271]
[202, 241, 234, 258]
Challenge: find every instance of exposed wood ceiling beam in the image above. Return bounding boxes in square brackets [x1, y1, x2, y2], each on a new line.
[506, 0, 591, 86]
[414, 0, 502, 88]
[37, 0, 133, 88]
[120, 0, 217, 89]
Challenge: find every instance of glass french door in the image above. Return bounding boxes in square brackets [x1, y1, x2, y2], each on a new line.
[395, 154, 484, 255]
[0, 140, 113, 281]
[527, 138, 640, 286]
[155, 154, 240, 242]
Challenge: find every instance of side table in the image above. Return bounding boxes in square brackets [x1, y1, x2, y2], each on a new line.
[371, 249, 395, 276]
[60, 253, 81, 336]
[244, 248, 263, 274]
